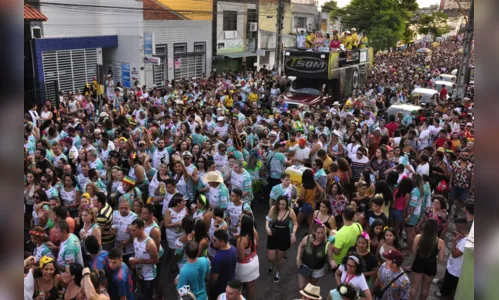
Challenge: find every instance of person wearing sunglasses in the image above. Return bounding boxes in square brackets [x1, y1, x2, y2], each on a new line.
[334, 253, 372, 300]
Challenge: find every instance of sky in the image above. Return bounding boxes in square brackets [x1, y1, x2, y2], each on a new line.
[319, 0, 440, 9]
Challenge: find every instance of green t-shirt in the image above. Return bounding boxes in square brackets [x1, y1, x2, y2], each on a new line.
[57, 233, 84, 267]
[267, 152, 286, 179]
[333, 222, 363, 264]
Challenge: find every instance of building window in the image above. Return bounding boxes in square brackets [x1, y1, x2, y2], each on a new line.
[194, 43, 205, 52]
[223, 11, 238, 31]
[295, 17, 307, 28]
[153, 45, 167, 85]
[174, 44, 187, 54]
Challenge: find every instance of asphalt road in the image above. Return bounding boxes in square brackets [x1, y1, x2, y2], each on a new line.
[158, 199, 338, 300]
[156, 195, 471, 300]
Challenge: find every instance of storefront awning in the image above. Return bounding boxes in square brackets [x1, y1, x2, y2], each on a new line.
[218, 52, 259, 59]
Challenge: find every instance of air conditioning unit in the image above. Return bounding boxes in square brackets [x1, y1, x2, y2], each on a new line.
[249, 22, 258, 32]
[31, 26, 42, 39]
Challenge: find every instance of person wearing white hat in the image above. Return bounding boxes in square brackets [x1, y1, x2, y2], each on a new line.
[330, 101, 341, 116]
[214, 116, 229, 138]
[203, 171, 230, 210]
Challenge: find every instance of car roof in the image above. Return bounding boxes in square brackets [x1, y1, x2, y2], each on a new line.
[434, 80, 454, 86]
[411, 88, 439, 95]
[390, 104, 422, 110]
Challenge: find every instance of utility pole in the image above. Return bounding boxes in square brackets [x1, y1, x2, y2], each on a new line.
[275, 0, 285, 74]
[456, 0, 473, 99]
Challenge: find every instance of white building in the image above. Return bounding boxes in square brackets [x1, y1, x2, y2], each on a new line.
[32, 0, 144, 100]
[143, 0, 212, 86]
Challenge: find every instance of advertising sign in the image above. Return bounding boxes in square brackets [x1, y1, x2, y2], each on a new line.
[346, 50, 360, 62]
[144, 34, 153, 55]
[217, 39, 243, 54]
[284, 51, 329, 79]
[143, 56, 160, 65]
[121, 63, 130, 88]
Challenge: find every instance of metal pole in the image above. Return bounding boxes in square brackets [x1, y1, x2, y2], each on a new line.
[456, 0, 473, 99]
[275, 0, 284, 74]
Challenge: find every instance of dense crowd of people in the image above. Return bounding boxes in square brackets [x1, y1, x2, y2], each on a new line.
[24, 37, 474, 300]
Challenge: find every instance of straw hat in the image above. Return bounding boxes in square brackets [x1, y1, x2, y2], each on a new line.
[203, 171, 224, 184]
[300, 283, 322, 300]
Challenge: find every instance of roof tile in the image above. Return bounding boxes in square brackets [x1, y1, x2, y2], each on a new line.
[143, 0, 185, 20]
[24, 4, 48, 22]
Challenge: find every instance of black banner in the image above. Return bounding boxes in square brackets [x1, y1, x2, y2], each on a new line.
[284, 51, 329, 79]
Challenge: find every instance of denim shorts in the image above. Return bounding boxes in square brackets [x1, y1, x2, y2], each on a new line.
[452, 186, 469, 202]
[299, 203, 314, 215]
[390, 208, 404, 223]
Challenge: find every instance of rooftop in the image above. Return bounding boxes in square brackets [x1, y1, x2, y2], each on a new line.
[24, 3, 48, 22]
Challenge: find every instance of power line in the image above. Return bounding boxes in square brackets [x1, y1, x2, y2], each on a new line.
[27, 1, 257, 16]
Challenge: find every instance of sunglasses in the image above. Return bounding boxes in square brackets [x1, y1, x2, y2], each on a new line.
[197, 161, 204, 163]
[33, 195, 40, 199]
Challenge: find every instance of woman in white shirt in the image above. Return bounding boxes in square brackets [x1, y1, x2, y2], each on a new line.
[335, 254, 372, 300]
[40, 105, 53, 122]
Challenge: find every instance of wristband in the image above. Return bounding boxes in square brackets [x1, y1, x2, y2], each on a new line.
[83, 273, 90, 277]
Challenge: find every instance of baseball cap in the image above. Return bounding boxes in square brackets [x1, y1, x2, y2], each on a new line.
[94, 129, 102, 134]
[382, 249, 404, 266]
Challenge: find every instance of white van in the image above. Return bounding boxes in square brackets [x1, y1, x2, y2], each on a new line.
[437, 74, 456, 83]
[435, 80, 455, 94]
[411, 88, 439, 104]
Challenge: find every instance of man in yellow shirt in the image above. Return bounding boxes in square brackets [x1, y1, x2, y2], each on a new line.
[248, 87, 259, 104]
[341, 31, 352, 50]
[306, 32, 316, 49]
[359, 30, 369, 49]
[351, 28, 359, 49]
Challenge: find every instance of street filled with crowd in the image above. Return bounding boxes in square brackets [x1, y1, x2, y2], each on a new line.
[24, 37, 474, 300]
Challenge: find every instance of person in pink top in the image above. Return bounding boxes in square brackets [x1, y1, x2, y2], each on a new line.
[330, 34, 341, 50]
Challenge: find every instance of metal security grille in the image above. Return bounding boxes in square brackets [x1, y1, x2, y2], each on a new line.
[174, 54, 204, 80]
[153, 45, 167, 86]
[153, 57, 166, 86]
[42, 48, 97, 98]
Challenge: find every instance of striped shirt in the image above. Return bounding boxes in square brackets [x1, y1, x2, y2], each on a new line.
[97, 203, 114, 245]
[351, 155, 370, 181]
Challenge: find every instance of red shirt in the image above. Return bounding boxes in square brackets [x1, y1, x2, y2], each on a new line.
[435, 137, 449, 148]
[440, 87, 447, 100]
[385, 122, 399, 137]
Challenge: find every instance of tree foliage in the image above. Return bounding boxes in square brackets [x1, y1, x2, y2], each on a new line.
[330, 0, 419, 50]
[413, 12, 451, 37]
[321, 0, 338, 13]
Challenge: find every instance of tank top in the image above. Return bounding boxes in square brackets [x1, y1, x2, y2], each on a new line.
[273, 210, 291, 229]
[128, 165, 148, 185]
[144, 222, 164, 258]
[174, 173, 188, 199]
[239, 237, 257, 264]
[133, 236, 157, 281]
[80, 223, 99, 254]
[24, 184, 36, 205]
[34, 278, 59, 300]
[60, 187, 77, 207]
[302, 236, 326, 270]
[208, 219, 228, 257]
[415, 239, 439, 264]
[166, 208, 187, 234]
[314, 211, 332, 230]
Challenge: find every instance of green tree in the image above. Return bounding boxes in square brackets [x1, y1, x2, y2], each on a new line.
[321, 0, 338, 13]
[330, 0, 409, 50]
[414, 12, 451, 37]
